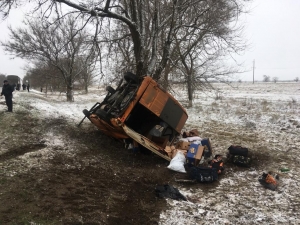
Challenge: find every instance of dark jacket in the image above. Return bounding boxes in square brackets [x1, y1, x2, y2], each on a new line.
[1, 83, 14, 97]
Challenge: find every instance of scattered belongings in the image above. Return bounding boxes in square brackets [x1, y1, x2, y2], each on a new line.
[167, 151, 186, 173]
[228, 145, 248, 156]
[187, 165, 218, 183]
[227, 145, 251, 167]
[208, 155, 224, 174]
[183, 154, 223, 183]
[155, 184, 187, 201]
[167, 130, 223, 183]
[231, 155, 251, 167]
[186, 143, 205, 166]
[258, 171, 279, 191]
[183, 129, 200, 138]
[280, 167, 290, 172]
[167, 129, 214, 174]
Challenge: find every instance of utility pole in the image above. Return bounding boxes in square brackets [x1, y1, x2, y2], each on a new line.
[252, 60, 255, 84]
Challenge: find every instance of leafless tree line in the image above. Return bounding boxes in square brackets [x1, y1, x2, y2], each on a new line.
[1, 0, 250, 104]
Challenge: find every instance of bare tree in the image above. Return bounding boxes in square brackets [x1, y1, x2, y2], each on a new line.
[24, 61, 65, 94]
[76, 56, 98, 93]
[0, 0, 250, 81]
[1, 15, 97, 101]
[263, 75, 270, 82]
[272, 76, 278, 83]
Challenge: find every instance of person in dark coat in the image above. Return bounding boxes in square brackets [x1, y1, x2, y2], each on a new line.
[22, 83, 26, 90]
[1, 80, 14, 112]
[27, 84, 30, 92]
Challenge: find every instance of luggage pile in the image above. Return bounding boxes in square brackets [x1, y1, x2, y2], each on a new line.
[167, 129, 284, 189]
[227, 145, 251, 167]
[188, 166, 219, 183]
[168, 129, 226, 183]
[166, 129, 220, 182]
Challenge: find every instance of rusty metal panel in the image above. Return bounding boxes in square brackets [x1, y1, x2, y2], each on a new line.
[160, 98, 186, 133]
[139, 83, 168, 116]
[176, 113, 188, 133]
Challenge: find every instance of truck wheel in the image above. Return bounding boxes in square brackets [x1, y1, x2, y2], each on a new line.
[95, 109, 112, 124]
[83, 109, 91, 118]
[106, 86, 116, 94]
[124, 72, 138, 84]
[119, 90, 136, 111]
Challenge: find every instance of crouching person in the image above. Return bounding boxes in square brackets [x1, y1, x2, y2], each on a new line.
[209, 155, 224, 174]
[259, 172, 279, 191]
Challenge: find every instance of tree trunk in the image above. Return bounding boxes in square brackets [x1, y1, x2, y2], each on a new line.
[65, 75, 74, 101]
[162, 61, 171, 90]
[45, 82, 48, 97]
[66, 85, 74, 102]
[85, 81, 88, 94]
[187, 74, 193, 107]
[162, 73, 169, 90]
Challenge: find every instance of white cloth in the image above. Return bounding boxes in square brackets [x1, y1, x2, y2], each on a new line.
[167, 151, 186, 173]
[179, 136, 202, 142]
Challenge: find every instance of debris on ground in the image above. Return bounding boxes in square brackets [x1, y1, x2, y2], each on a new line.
[155, 184, 187, 201]
[227, 145, 251, 167]
[187, 165, 218, 183]
[280, 167, 290, 172]
[258, 171, 279, 191]
[167, 151, 186, 173]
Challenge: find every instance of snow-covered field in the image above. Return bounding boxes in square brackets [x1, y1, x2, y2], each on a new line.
[162, 82, 300, 225]
[1, 81, 300, 224]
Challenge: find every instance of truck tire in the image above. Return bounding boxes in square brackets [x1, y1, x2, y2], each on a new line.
[119, 90, 136, 111]
[83, 109, 91, 118]
[106, 86, 116, 94]
[95, 109, 112, 124]
[124, 72, 138, 84]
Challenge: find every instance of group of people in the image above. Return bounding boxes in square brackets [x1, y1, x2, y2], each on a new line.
[1, 80, 30, 113]
[22, 83, 30, 91]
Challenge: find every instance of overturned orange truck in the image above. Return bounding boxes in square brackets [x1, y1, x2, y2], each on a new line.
[81, 72, 188, 161]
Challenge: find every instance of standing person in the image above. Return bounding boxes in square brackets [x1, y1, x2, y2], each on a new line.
[22, 83, 26, 90]
[1, 80, 14, 112]
[27, 83, 30, 92]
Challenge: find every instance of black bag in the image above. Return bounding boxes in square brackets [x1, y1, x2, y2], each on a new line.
[232, 155, 251, 167]
[228, 145, 248, 157]
[189, 166, 218, 183]
[155, 184, 187, 201]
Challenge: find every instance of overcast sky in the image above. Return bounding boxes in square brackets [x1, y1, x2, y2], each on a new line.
[0, 0, 300, 81]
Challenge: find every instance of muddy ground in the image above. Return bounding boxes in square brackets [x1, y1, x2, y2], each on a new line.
[0, 96, 237, 225]
[0, 103, 183, 224]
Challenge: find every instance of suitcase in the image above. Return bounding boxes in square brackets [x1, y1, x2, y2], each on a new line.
[232, 155, 251, 167]
[228, 145, 248, 157]
[188, 166, 218, 183]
